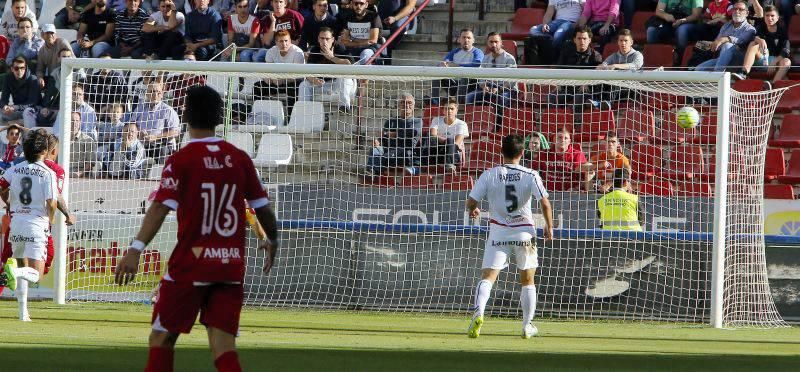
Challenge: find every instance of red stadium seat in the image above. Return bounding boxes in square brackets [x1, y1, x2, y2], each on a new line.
[681, 45, 694, 67]
[790, 16, 800, 46]
[679, 182, 712, 197]
[779, 149, 800, 184]
[466, 140, 502, 172]
[765, 148, 786, 181]
[691, 111, 718, 144]
[463, 105, 495, 138]
[773, 80, 800, 113]
[503, 40, 519, 60]
[764, 184, 795, 199]
[367, 175, 395, 188]
[638, 181, 675, 196]
[442, 174, 475, 191]
[630, 11, 654, 43]
[422, 105, 444, 127]
[575, 110, 615, 143]
[733, 79, 765, 93]
[602, 43, 619, 59]
[643, 44, 675, 68]
[617, 110, 656, 143]
[653, 110, 693, 144]
[502, 8, 545, 41]
[398, 174, 435, 189]
[501, 107, 535, 135]
[769, 114, 800, 148]
[629, 143, 663, 180]
[645, 91, 685, 111]
[540, 108, 575, 137]
[662, 145, 704, 180]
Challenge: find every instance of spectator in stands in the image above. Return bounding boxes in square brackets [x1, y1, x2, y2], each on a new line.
[741, 4, 791, 83]
[97, 103, 126, 171]
[1, 0, 39, 42]
[36, 25, 72, 89]
[183, 0, 224, 60]
[337, 0, 382, 64]
[70, 111, 98, 178]
[109, 122, 146, 179]
[254, 0, 304, 61]
[522, 131, 548, 169]
[128, 81, 180, 159]
[0, 124, 24, 169]
[552, 26, 602, 106]
[6, 18, 44, 66]
[597, 29, 642, 70]
[429, 28, 483, 106]
[298, 26, 357, 111]
[72, 83, 99, 139]
[423, 98, 469, 173]
[55, 0, 93, 30]
[165, 52, 206, 115]
[377, 0, 415, 63]
[530, 127, 592, 191]
[465, 32, 517, 107]
[223, 0, 261, 61]
[695, 1, 756, 72]
[621, 0, 658, 28]
[366, 92, 422, 176]
[109, 0, 150, 58]
[1, 57, 39, 125]
[301, 0, 339, 49]
[779, 0, 800, 23]
[141, 0, 187, 60]
[216, 0, 238, 24]
[646, 0, 703, 62]
[576, 0, 621, 50]
[253, 30, 304, 112]
[85, 54, 128, 107]
[585, 132, 631, 192]
[529, 0, 584, 54]
[700, 0, 732, 40]
[73, 0, 117, 58]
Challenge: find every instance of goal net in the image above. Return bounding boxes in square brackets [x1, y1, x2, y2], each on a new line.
[51, 59, 789, 328]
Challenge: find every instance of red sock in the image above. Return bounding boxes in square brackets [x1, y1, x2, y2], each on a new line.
[214, 351, 241, 372]
[145, 347, 174, 372]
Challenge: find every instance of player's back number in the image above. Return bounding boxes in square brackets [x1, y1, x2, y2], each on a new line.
[19, 176, 33, 205]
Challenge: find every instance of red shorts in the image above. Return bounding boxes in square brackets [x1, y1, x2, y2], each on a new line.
[151, 280, 244, 335]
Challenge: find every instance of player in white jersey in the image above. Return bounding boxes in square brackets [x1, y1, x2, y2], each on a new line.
[0, 129, 58, 321]
[466, 134, 554, 339]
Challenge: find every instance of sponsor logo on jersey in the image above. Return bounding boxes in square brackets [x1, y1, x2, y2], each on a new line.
[505, 215, 528, 225]
[490, 240, 533, 248]
[10, 234, 37, 243]
[192, 246, 242, 264]
[275, 21, 292, 31]
[160, 177, 179, 190]
[499, 173, 521, 182]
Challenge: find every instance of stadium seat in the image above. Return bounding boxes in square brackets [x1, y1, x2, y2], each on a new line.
[790, 16, 800, 46]
[773, 80, 800, 113]
[501, 8, 545, 41]
[204, 74, 232, 98]
[540, 108, 575, 137]
[629, 143, 663, 180]
[764, 147, 786, 181]
[645, 91, 685, 111]
[463, 105, 495, 138]
[57, 28, 77, 43]
[575, 110, 615, 143]
[240, 100, 285, 131]
[691, 111, 717, 144]
[617, 110, 656, 142]
[630, 11, 654, 43]
[679, 182, 712, 197]
[769, 114, 800, 148]
[422, 105, 444, 126]
[763, 184, 795, 199]
[39, 0, 64, 26]
[398, 174, 435, 189]
[227, 131, 255, 157]
[239, 77, 261, 98]
[466, 140, 502, 172]
[147, 164, 163, 180]
[601, 43, 619, 59]
[638, 181, 675, 196]
[366, 175, 396, 188]
[732, 79, 765, 93]
[503, 40, 519, 60]
[278, 101, 325, 133]
[643, 44, 675, 68]
[779, 149, 800, 184]
[442, 174, 475, 191]
[524, 84, 557, 104]
[253, 134, 293, 167]
[662, 145, 704, 179]
[501, 107, 535, 135]
[654, 110, 694, 144]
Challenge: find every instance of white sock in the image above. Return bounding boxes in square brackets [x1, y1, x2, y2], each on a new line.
[521, 284, 537, 327]
[473, 279, 493, 317]
[16, 278, 28, 320]
[13, 267, 40, 283]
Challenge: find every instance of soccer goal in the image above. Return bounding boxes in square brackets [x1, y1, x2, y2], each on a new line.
[51, 58, 792, 328]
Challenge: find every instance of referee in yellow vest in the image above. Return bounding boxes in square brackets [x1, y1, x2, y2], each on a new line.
[597, 169, 642, 231]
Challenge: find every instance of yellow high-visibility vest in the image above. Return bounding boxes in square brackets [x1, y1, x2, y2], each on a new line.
[597, 189, 642, 231]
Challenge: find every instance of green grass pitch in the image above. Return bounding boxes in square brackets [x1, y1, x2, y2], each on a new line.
[1, 301, 799, 371]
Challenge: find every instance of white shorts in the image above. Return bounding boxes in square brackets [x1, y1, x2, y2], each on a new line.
[482, 227, 538, 270]
[10, 220, 49, 261]
[11, 238, 48, 261]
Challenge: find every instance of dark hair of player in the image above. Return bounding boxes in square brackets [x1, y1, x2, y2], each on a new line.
[501, 134, 525, 159]
[612, 168, 630, 189]
[184, 85, 223, 130]
[22, 129, 51, 163]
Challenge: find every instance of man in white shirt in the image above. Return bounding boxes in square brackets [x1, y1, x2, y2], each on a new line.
[141, 0, 186, 59]
[423, 98, 469, 173]
[254, 29, 305, 114]
[529, 0, 584, 51]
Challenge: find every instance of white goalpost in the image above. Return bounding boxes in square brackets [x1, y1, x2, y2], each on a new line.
[51, 58, 788, 328]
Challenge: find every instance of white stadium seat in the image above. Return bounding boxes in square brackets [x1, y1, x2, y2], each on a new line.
[226, 131, 254, 157]
[56, 28, 77, 43]
[39, 0, 65, 26]
[276, 101, 325, 134]
[239, 99, 283, 132]
[252, 133, 293, 167]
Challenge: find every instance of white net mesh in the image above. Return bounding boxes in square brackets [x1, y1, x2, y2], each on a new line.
[56, 61, 788, 328]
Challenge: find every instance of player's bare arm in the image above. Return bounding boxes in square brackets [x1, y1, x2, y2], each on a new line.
[253, 205, 279, 273]
[466, 197, 480, 219]
[115, 201, 171, 285]
[540, 198, 554, 241]
[56, 195, 75, 226]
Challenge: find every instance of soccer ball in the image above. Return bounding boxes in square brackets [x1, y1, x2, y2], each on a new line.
[676, 107, 700, 129]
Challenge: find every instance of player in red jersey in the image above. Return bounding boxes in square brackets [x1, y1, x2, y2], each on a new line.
[115, 85, 279, 372]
